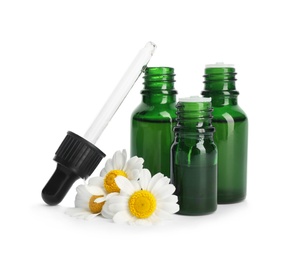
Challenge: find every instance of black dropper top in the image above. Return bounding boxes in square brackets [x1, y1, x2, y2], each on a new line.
[41, 131, 105, 205]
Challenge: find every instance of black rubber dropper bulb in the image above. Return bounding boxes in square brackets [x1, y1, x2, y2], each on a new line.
[41, 42, 156, 205]
[42, 131, 105, 205]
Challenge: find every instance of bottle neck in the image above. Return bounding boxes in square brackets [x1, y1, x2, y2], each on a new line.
[141, 67, 177, 105]
[174, 99, 215, 139]
[202, 66, 239, 106]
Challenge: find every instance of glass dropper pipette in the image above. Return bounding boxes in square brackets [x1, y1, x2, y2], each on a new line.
[84, 42, 156, 144]
[42, 42, 156, 205]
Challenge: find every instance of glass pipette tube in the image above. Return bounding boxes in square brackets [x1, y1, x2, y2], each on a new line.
[84, 42, 156, 144]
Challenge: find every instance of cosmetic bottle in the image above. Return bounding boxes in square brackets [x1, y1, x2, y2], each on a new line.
[131, 67, 177, 177]
[202, 63, 248, 204]
[171, 97, 217, 215]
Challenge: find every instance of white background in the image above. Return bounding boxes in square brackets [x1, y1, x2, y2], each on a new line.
[1, 0, 296, 259]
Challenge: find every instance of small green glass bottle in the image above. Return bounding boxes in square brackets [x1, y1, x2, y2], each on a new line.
[170, 97, 217, 215]
[202, 63, 248, 204]
[131, 67, 177, 178]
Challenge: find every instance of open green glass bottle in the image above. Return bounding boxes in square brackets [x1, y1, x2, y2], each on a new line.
[170, 97, 217, 215]
[131, 67, 177, 178]
[202, 63, 248, 204]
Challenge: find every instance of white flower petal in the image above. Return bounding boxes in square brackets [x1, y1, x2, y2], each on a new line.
[94, 196, 106, 203]
[75, 187, 90, 209]
[161, 175, 170, 185]
[86, 185, 105, 196]
[115, 176, 136, 195]
[112, 150, 126, 170]
[100, 168, 108, 177]
[74, 198, 89, 209]
[65, 208, 98, 220]
[101, 205, 114, 219]
[75, 189, 90, 203]
[101, 158, 113, 176]
[157, 201, 180, 214]
[153, 184, 176, 200]
[76, 184, 91, 198]
[88, 176, 103, 187]
[101, 194, 118, 219]
[154, 208, 173, 220]
[160, 194, 178, 204]
[74, 181, 107, 210]
[124, 156, 144, 175]
[130, 179, 141, 191]
[106, 192, 119, 200]
[109, 202, 127, 213]
[113, 210, 132, 224]
[127, 169, 140, 181]
[122, 150, 128, 165]
[148, 214, 162, 224]
[147, 173, 164, 191]
[138, 169, 152, 190]
[151, 175, 171, 194]
[107, 193, 129, 205]
[86, 213, 100, 220]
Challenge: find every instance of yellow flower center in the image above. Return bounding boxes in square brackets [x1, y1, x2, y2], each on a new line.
[89, 195, 105, 214]
[104, 170, 128, 193]
[129, 190, 157, 219]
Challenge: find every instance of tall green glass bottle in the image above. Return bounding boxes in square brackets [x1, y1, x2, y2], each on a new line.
[131, 67, 177, 178]
[202, 63, 248, 204]
[170, 97, 217, 215]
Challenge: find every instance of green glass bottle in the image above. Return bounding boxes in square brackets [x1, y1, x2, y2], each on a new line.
[131, 67, 177, 178]
[170, 97, 217, 215]
[201, 63, 248, 204]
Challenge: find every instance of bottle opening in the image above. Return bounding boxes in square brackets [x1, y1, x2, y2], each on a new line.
[145, 67, 174, 75]
[179, 96, 211, 103]
[205, 62, 234, 68]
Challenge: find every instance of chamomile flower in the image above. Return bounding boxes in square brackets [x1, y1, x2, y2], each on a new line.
[65, 180, 107, 220]
[102, 169, 179, 225]
[91, 149, 144, 194]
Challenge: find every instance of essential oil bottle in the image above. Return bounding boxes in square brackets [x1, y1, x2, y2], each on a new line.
[131, 67, 177, 178]
[202, 63, 248, 204]
[170, 97, 217, 215]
